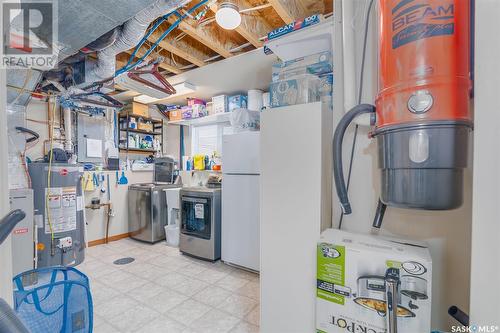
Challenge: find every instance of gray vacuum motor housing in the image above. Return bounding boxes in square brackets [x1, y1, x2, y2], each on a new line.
[375, 121, 471, 210]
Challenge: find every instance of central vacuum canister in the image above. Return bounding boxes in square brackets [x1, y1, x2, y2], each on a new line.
[373, 0, 472, 209]
[333, 0, 472, 217]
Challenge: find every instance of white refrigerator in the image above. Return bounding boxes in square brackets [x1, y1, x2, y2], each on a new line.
[222, 131, 260, 271]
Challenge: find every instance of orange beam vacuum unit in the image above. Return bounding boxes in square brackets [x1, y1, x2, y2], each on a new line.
[334, 0, 472, 226]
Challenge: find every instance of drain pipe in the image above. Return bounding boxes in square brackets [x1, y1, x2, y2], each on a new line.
[85, 0, 189, 83]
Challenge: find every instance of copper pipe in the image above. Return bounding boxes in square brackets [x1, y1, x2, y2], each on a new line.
[85, 203, 112, 244]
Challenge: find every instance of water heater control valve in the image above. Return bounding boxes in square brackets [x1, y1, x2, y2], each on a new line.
[57, 237, 73, 249]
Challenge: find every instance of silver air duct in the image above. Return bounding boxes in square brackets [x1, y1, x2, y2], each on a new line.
[85, 0, 188, 83]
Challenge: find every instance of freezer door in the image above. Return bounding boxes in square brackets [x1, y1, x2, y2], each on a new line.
[222, 132, 260, 174]
[222, 174, 260, 271]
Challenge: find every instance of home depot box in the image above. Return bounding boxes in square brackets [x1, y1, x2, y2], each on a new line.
[316, 229, 432, 333]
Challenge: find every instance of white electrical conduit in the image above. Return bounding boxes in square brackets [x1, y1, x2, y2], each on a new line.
[342, 0, 371, 126]
[63, 106, 72, 153]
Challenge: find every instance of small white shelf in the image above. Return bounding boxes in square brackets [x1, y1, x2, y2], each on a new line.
[264, 18, 333, 62]
[168, 112, 231, 126]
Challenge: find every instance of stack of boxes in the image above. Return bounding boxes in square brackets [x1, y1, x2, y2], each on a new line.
[269, 51, 333, 110]
[211, 94, 248, 113]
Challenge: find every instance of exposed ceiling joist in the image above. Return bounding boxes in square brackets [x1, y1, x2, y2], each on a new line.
[209, 0, 272, 48]
[123, 48, 183, 75]
[168, 17, 233, 58]
[267, 0, 308, 24]
[146, 29, 207, 67]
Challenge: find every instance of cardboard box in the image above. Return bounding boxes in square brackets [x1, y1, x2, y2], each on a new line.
[269, 74, 320, 107]
[228, 94, 248, 112]
[137, 122, 153, 132]
[206, 102, 214, 115]
[212, 95, 228, 113]
[168, 109, 182, 121]
[316, 229, 432, 333]
[126, 102, 149, 117]
[272, 51, 333, 82]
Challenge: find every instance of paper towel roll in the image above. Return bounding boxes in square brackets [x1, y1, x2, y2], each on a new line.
[248, 89, 264, 111]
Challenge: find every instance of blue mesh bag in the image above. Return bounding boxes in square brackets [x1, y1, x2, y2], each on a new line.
[13, 267, 93, 333]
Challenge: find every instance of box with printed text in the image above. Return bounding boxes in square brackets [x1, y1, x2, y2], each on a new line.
[316, 229, 432, 333]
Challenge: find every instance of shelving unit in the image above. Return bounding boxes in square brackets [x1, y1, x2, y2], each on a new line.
[168, 112, 231, 126]
[118, 111, 164, 154]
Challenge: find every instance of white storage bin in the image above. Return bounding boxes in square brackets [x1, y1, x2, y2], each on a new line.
[165, 224, 180, 247]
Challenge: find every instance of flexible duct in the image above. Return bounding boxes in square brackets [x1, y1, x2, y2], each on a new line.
[85, 0, 188, 83]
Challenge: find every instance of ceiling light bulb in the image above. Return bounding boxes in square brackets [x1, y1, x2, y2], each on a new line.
[215, 2, 241, 30]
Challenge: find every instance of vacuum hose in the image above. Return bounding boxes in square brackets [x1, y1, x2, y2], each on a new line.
[333, 104, 376, 214]
[0, 209, 26, 244]
[448, 306, 470, 326]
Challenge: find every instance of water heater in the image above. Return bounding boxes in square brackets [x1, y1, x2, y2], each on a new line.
[28, 163, 85, 267]
[334, 0, 472, 219]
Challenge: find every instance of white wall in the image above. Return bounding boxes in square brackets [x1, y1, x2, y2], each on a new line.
[83, 170, 153, 242]
[333, 1, 472, 330]
[470, 0, 500, 325]
[0, 70, 14, 305]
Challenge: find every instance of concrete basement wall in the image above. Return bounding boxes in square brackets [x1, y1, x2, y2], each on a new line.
[333, 0, 472, 330]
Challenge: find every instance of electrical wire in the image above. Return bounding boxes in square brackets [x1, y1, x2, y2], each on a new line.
[338, 0, 374, 230]
[7, 84, 55, 98]
[45, 97, 57, 250]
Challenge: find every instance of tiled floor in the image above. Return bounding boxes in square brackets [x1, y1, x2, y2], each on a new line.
[78, 238, 260, 333]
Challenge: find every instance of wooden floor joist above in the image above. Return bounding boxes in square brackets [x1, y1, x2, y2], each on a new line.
[123, 48, 183, 75]
[168, 16, 233, 58]
[209, 0, 272, 48]
[268, 0, 308, 24]
[147, 28, 208, 67]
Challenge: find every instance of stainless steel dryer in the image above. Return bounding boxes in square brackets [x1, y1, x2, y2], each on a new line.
[179, 187, 221, 261]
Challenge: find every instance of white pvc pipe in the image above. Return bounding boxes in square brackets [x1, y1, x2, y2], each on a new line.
[342, 0, 357, 113]
[342, 0, 372, 126]
[63, 107, 72, 153]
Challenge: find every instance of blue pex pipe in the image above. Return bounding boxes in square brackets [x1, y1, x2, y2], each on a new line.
[115, 0, 209, 76]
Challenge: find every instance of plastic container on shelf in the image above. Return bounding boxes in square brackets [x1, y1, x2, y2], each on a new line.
[269, 74, 321, 108]
[271, 51, 333, 82]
